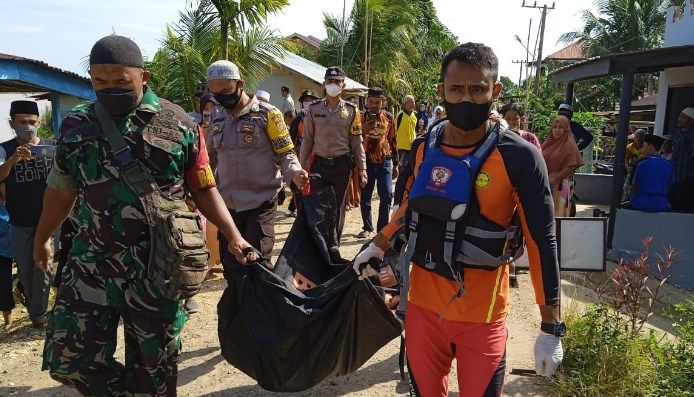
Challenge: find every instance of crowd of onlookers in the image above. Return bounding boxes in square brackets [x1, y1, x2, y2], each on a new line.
[2, 70, 691, 331]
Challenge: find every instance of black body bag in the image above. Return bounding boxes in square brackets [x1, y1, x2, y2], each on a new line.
[217, 178, 403, 392]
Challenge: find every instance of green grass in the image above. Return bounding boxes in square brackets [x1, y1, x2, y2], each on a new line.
[549, 302, 694, 397]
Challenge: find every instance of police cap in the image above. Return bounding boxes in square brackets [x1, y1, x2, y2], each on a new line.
[368, 87, 384, 98]
[325, 66, 346, 80]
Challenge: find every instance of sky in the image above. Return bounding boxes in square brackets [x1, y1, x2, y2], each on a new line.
[0, 0, 598, 82]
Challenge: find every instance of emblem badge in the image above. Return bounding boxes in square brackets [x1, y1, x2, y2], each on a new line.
[475, 172, 492, 189]
[431, 166, 452, 187]
[244, 133, 255, 145]
[340, 108, 349, 119]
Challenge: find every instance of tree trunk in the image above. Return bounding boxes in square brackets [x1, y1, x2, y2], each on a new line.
[220, 19, 229, 60]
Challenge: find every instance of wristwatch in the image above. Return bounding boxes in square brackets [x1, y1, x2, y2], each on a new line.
[541, 321, 567, 337]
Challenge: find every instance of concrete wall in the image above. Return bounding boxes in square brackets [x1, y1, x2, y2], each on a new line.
[664, 3, 694, 47]
[609, 208, 694, 290]
[574, 173, 613, 205]
[257, 69, 323, 112]
[654, 66, 694, 133]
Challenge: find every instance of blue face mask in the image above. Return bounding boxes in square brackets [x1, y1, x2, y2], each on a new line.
[14, 124, 38, 141]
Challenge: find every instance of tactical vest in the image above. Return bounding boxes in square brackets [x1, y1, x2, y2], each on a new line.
[401, 122, 524, 294]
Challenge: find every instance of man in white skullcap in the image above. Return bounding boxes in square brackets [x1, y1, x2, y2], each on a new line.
[205, 60, 308, 279]
[670, 107, 694, 211]
[255, 89, 270, 104]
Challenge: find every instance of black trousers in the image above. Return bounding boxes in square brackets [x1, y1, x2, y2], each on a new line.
[219, 201, 276, 281]
[310, 160, 352, 242]
[670, 179, 694, 212]
[0, 255, 14, 311]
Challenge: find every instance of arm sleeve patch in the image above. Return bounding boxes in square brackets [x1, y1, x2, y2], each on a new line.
[185, 129, 216, 190]
[267, 108, 295, 155]
[350, 108, 362, 135]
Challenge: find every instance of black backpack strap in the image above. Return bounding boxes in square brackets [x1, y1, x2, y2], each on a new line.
[93, 103, 158, 196]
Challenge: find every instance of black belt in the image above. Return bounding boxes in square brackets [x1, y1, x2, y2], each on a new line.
[313, 153, 353, 168]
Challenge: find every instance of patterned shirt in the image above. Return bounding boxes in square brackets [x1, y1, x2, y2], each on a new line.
[46, 88, 215, 279]
[361, 110, 398, 165]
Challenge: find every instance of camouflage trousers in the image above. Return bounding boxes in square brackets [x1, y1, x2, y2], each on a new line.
[42, 267, 188, 396]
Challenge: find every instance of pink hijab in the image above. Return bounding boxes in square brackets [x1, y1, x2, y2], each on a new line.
[542, 116, 584, 174]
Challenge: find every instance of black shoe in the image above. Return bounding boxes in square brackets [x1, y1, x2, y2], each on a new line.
[32, 316, 48, 329]
[509, 276, 519, 289]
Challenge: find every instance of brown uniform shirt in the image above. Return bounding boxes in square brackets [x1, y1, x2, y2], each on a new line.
[299, 99, 366, 170]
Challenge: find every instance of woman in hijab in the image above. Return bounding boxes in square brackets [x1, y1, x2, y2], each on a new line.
[428, 105, 444, 128]
[542, 116, 584, 217]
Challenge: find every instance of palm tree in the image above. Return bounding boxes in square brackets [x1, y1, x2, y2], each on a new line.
[206, 0, 288, 60]
[559, 0, 669, 57]
[318, 0, 456, 105]
[147, 2, 284, 109]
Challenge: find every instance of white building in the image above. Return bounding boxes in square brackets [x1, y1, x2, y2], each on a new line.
[654, 2, 694, 135]
[256, 49, 367, 112]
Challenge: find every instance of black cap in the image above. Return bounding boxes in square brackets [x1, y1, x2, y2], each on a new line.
[644, 134, 665, 149]
[10, 100, 39, 117]
[299, 89, 320, 102]
[325, 66, 346, 79]
[281, 86, 289, 91]
[200, 93, 216, 106]
[89, 35, 144, 68]
[368, 87, 384, 97]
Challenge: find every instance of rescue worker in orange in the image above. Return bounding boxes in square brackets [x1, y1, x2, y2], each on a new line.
[353, 43, 564, 396]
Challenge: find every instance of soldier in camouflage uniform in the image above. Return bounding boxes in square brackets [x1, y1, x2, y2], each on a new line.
[32, 35, 254, 396]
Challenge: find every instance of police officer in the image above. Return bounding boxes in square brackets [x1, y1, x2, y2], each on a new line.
[299, 67, 366, 241]
[205, 60, 308, 279]
[33, 35, 254, 396]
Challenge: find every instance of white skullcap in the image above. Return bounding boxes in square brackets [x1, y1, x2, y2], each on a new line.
[681, 107, 694, 119]
[403, 95, 415, 104]
[255, 90, 270, 103]
[558, 103, 572, 112]
[207, 60, 241, 81]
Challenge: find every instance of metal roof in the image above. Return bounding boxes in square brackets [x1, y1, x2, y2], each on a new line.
[268, 49, 368, 93]
[550, 44, 694, 83]
[544, 39, 587, 62]
[0, 52, 93, 99]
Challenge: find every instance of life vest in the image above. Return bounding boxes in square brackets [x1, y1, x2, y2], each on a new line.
[401, 121, 524, 297]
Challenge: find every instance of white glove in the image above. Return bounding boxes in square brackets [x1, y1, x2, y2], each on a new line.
[534, 331, 563, 377]
[352, 243, 384, 280]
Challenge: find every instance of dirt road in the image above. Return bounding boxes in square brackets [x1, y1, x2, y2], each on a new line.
[1, 200, 599, 397]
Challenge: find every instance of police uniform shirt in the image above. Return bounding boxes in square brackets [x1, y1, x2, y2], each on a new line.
[207, 95, 301, 212]
[299, 99, 366, 170]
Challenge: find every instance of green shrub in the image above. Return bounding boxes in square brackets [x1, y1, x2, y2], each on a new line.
[550, 241, 693, 397]
[552, 305, 658, 397]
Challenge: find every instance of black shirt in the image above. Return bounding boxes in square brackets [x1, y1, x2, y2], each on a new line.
[0, 138, 55, 227]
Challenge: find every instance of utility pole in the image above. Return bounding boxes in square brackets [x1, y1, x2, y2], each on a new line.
[522, 1, 555, 81]
[525, 18, 532, 84]
[512, 60, 525, 87]
[340, 0, 346, 68]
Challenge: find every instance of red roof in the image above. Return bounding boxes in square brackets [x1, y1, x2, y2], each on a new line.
[544, 40, 587, 62]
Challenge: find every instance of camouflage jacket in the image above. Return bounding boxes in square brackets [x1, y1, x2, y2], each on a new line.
[47, 88, 215, 279]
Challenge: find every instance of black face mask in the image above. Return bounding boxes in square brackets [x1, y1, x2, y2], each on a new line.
[96, 87, 140, 117]
[214, 87, 241, 109]
[442, 98, 493, 132]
